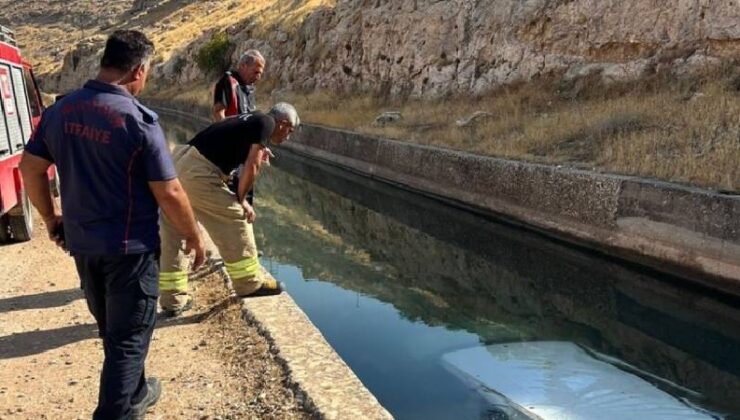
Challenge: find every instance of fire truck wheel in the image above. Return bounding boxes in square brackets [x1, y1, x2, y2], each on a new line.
[0, 214, 10, 242]
[8, 190, 34, 242]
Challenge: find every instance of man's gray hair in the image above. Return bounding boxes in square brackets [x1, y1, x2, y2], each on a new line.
[268, 102, 300, 127]
[238, 49, 265, 66]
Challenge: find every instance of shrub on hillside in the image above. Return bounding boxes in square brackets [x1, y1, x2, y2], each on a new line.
[196, 32, 234, 75]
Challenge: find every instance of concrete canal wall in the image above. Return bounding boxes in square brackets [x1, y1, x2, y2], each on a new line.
[151, 103, 740, 295]
[284, 125, 740, 295]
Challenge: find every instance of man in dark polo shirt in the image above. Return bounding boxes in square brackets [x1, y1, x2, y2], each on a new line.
[158, 103, 299, 315]
[212, 49, 264, 122]
[20, 30, 205, 419]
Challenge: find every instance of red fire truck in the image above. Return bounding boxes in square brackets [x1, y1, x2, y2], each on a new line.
[0, 26, 57, 242]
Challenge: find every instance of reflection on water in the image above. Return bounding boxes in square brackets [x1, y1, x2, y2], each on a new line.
[257, 150, 740, 419]
[161, 118, 740, 419]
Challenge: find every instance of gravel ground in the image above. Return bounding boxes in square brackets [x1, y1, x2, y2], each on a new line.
[0, 215, 312, 419]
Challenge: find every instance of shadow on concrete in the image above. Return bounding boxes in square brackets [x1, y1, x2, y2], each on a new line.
[0, 296, 236, 360]
[0, 288, 83, 313]
[0, 322, 99, 359]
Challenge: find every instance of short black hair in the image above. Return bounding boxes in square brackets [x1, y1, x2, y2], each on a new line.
[100, 30, 154, 72]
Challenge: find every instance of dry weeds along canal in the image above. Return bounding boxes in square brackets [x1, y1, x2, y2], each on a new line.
[0, 214, 311, 420]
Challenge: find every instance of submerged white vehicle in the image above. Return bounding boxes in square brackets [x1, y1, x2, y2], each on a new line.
[442, 341, 720, 420]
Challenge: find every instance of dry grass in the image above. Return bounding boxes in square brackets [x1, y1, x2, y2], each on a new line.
[145, 76, 279, 116]
[0, 0, 132, 74]
[4, 0, 333, 78]
[133, 0, 330, 68]
[285, 74, 740, 191]
[141, 1, 269, 64]
[148, 80, 213, 111]
[251, 0, 335, 37]
[196, 274, 311, 419]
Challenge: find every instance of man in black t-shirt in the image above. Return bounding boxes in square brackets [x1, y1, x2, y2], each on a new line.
[159, 103, 300, 315]
[212, 50, 264, 122]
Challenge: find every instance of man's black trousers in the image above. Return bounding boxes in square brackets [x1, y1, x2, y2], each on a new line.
[74, 252, 159, 420]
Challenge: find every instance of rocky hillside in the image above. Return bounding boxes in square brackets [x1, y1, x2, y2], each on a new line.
[260, 0, 740, 97]
[3, 0, 738, 98]
[0, 0, 133, 76]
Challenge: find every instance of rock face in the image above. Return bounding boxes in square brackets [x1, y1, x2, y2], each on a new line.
[55, 0, 740, 97]
[49, 36, 106, 93]
[255, 0, 740, 97]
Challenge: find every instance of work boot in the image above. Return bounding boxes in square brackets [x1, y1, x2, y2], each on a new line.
[160, 292, 193, 317]
[131, 377, 162, 419]
[239, 278, 284, 298]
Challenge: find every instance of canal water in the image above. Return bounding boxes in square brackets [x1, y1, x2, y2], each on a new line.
[162, 119, 740, 420]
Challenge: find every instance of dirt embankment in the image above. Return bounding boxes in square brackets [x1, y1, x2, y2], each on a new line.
[0, 214, 312, 419]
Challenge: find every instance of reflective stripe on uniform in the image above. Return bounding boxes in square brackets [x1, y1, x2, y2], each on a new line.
[224, 256, 260, 279]
[159, 271, 188, 291]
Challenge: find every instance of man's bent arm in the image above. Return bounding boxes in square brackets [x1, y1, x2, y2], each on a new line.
[237, 144, 263, 202]
[212, 103, 227, 122]
[149, 178, 205, 268]
[19, 152, 57, 221]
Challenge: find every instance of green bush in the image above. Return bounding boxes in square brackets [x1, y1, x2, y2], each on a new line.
[196, 32, 234, 75]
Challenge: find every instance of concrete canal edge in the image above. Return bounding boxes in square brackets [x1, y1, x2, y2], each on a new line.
[283, 124, 740, 295]
[241, 291, 393, 420]
[152, 105, 393, 419]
